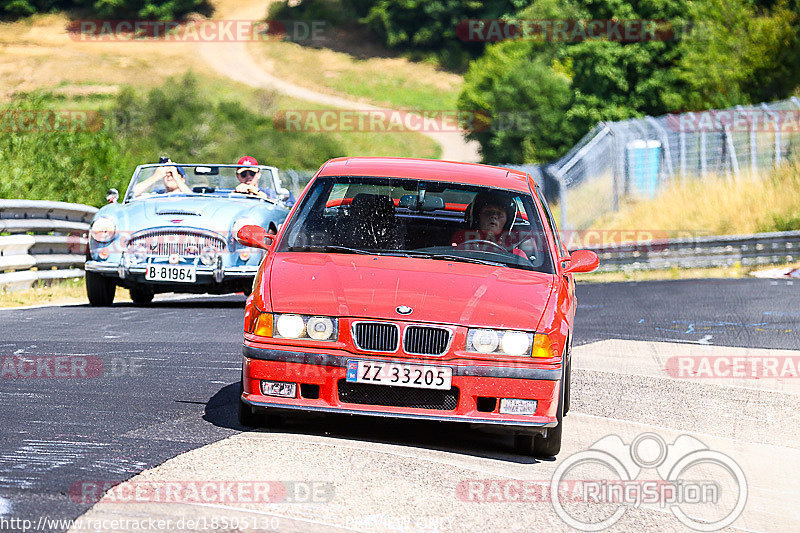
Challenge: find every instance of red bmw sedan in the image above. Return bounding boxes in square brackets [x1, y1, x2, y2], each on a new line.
[237, 157, 598, 456]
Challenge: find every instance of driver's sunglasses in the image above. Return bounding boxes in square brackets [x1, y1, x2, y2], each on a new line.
[238, 170, 256, 178]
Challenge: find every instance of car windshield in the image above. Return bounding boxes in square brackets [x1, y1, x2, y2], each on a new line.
[125, 164, 279, 201]
[278, 176, 555, 273]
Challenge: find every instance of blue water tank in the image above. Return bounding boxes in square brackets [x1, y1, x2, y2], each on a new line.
[626, 140, 661, 198]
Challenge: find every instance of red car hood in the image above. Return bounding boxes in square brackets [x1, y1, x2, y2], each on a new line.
[267, 252, 555, 330]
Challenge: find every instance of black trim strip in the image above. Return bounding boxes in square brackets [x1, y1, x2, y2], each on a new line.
[241, 396, 555, 430]
[242, 345, 561, 381]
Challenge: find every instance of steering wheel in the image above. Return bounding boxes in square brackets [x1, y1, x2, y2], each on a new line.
[511, 236, 537, 261]
[456, 239, 511, 254]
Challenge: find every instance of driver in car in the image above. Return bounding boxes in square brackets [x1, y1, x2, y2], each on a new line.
[234, 156, 277, 201]
[451, 191, 519, 250]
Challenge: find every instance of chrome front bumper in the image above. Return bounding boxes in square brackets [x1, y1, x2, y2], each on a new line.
[86, 255, 257, 282]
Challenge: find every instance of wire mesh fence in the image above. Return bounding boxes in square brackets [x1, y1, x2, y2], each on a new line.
[545, 97, 800, 230]
[277, 169, 316, 197]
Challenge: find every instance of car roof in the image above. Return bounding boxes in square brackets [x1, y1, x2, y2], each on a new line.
[316, 157, 532, 193]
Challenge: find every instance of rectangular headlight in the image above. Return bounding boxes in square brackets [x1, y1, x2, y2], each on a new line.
[466, 328, 534, 356]
[273, 314, 338, 341]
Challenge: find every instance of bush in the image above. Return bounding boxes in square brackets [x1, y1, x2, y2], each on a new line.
[0, 74, 344, 205]
[1, 0, 211, 20]
[0, 96, 135, 205]
[110, 72, 342, 169]
[266, 0, 524, 71]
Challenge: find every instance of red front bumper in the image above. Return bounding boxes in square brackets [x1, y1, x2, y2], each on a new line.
[241, 342, 561, 432]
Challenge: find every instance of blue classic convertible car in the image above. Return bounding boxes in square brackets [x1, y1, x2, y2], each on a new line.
[84, 163, 294, 305]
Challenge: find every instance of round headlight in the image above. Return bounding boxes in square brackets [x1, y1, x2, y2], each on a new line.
[90, 216, 116, 243]
[200, 245, 218, 266]
[500, 331, 531, 356]
[276, 314, 305, 338]
[471, 329, 499, 354]
[232, 216, 258, 243]
[306, 317, 334, 340]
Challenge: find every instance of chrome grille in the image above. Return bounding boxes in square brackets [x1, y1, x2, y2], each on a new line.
[353, 322, 399, 352]
[127, 229, 225, 256]
[403, 326, 451, 355]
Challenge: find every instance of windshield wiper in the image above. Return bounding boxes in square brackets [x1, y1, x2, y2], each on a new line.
[396, 250, 508, 267]
[287, 245, 374, 255]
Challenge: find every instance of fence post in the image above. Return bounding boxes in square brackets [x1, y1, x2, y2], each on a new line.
[700, 128, 707, 176]
[646, 116, 674, 181]
[737, 105, 757, 176]
[680, 130, 687, 178]
[724, 126, 740, 178]
[607, 123, 619, 210]
[761, 103, 781, 168]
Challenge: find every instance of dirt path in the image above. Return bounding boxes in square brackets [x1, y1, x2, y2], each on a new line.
[197, 1, 481, 162]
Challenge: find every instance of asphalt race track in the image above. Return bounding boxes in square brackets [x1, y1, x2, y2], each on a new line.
[0, 278, 798, 532]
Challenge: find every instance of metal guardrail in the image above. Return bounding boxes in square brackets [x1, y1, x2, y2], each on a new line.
[2, 199, 798, 288]
[0, 200, 96, 292]
[581, 230, 800, 272]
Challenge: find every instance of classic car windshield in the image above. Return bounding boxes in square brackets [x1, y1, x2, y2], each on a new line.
[278, 176, 555, 273]
[126, 165, 278, 200]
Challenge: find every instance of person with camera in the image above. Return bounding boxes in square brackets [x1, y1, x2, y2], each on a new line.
[133, 157, 192, 196]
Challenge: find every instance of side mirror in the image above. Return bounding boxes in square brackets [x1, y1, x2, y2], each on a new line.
[236, 225, 274, 250]
[563, 249, 599, 274]
[277, 187, 291, 201]
[106, 188, 119, 203]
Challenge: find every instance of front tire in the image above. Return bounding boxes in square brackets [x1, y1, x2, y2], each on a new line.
[238, 375, 265, 427]
[514, 356, 566, 457]
[86, 271, 115, 306]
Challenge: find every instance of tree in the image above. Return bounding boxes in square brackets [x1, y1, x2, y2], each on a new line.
[673, 0, 800, 109]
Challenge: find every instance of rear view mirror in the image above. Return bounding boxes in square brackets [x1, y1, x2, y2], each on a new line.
[398, 195, 445, 212]
[236, 225, 274, 250]
[194, 166, 218, 175]
[563, 249, 599, 274]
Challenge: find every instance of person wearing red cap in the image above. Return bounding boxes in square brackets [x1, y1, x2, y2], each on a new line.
[234, 156, 275, 201]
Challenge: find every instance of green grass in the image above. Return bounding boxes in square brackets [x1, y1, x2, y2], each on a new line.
[587, 162, 800, 239]
[0, 277, 130, 308]
[247, 39, 463, 112]
[577, 264, 752, 283]
[1, 73, 440, 206]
